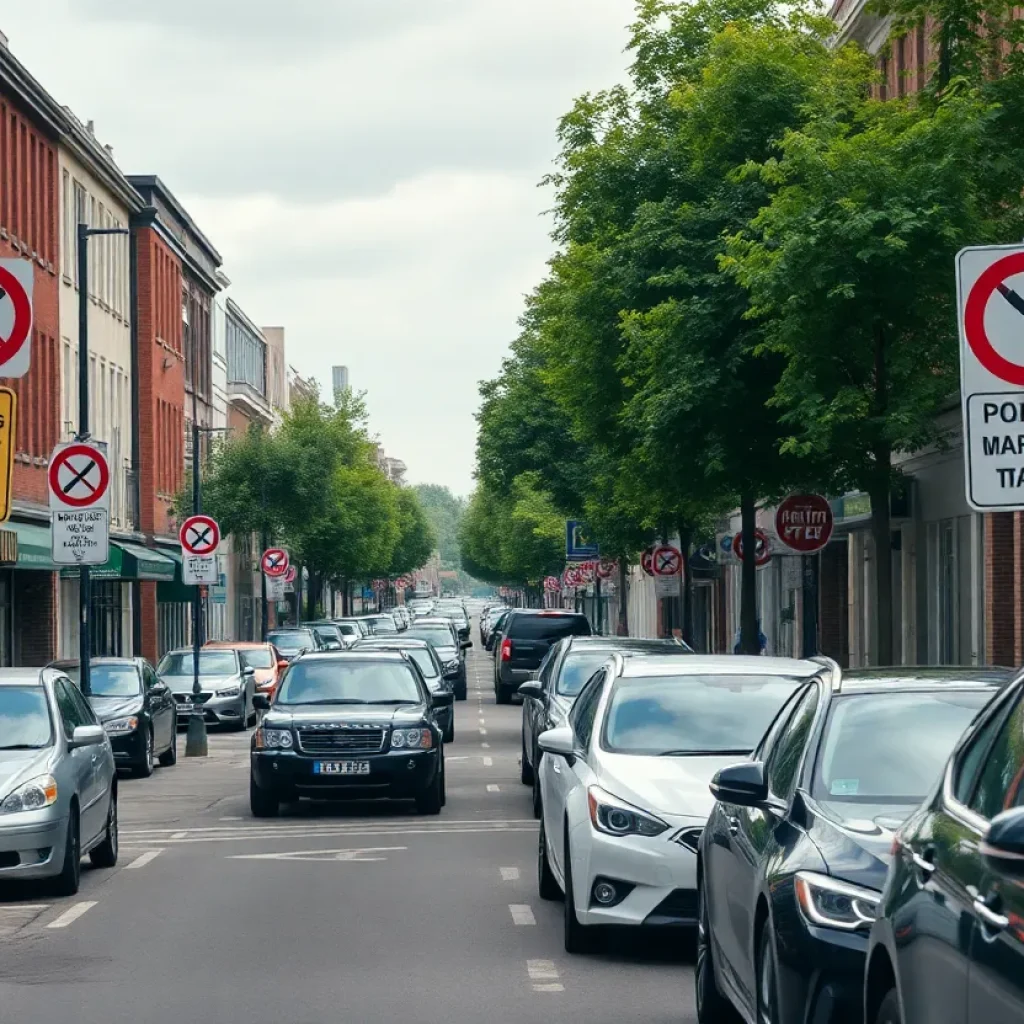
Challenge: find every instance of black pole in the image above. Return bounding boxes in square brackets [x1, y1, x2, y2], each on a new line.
[801, 554, 820, 658]
[185, 335, 208, 755]
[76, 224, 92, 697]
[260, 526, 269, 641]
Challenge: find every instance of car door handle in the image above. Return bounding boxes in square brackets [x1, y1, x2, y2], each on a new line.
[551, 761, 561, 775]
[727, 816, 740, 835]
[974, 896, 1009, 933]
[911, 850, 936, 876]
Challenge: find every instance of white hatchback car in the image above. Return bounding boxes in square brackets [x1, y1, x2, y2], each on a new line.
[536, 653, 826, 952]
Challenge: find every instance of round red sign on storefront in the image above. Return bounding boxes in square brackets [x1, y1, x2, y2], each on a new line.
[733, 529, 771, 567]
[774, 494, 834, 554]
[640, 547, 655, 577]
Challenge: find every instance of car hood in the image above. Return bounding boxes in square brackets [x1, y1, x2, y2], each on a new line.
[0, 748, 54, 800]
[263, 705, 428, 729]
[806, 798, 905, 892]
[88, 695, 144, 721]
[597, 752, 747, 819]
[162, 674, 239, 695]
[434, 647, 458, 662]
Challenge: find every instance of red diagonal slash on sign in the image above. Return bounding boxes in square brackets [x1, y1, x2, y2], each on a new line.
[654, 546, 681, 575]
[48, 444, 110, 509]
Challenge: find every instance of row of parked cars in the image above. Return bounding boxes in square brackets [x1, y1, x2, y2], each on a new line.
[497, 610, 1024, 1024]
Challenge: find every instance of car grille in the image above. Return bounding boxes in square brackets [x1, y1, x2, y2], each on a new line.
[297, 728, 386, 754]
[644, 888, 699, 926]
[669, 826, 703, 853]
[174, 692, 212, 705]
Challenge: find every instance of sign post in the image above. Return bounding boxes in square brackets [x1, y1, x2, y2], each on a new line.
[775, 494, 833, 657]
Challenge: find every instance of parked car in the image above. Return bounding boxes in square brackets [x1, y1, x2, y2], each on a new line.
[54, 657, 178, 777]
[0, 668, 118, 895]
[537, 654, 824, 953]
[351, 637, 455, 742]
[404, 618, 471, 700]
[266, 627, 324, 662]
[863, 667, 1024, 1024]
[518, 636, 692, 815]
[495, 609, 591, 704]
[333, 617, 371, 639]
[696, 665, 1011, 1024]
[358, 614, 400, 636]
[157, 647, 258, 730]
[486, 607, 510, 653]
[480, 605, 505, 645]
[391, 607, 412, 629]
[205, 642, 288, 701]
[249, 650, 451, 817]
[302, 622, 348, 651]
[435, 604, 471, 641]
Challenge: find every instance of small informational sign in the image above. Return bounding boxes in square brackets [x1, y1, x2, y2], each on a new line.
[183, 554, 218, 586]
[655, 574, 679, 598]
[267, 576, 286, 601]
[566, 520, 600, 561]
[52, 508, 109, 566]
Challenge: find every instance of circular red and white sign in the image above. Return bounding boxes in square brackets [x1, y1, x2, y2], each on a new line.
[964, 251, 1024, 386]
[0, 264, 33, 372]
[48, 443, 110, 509]
[179, 515, 220, 556]
[733, 529, 772, 567]
[261, 548, 290, 577]
[652, 545, 682, 577]
[284, 566, 297, 584]
[640, 547, 655, 577]
[596, 559, 617, 579]
[775, 495, 833, 554]
[544, 576, 561, 592]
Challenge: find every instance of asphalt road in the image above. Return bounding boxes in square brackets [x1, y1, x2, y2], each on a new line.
[0, 625, 696, 1024]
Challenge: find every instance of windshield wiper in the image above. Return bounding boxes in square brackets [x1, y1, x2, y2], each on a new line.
[285, 698, 365, 705]
[363, 699, 419, 705]
[658, 748, 750, 757]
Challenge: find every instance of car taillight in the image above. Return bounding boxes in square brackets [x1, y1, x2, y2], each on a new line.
[501, 638, 512, 661]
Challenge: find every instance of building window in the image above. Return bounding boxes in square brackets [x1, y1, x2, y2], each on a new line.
[61, 169, 70, 277]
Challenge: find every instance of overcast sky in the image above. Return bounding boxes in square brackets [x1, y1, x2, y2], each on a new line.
[2, 1, 635, 496]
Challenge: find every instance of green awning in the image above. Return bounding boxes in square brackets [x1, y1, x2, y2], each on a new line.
[60, 540, 177, 581]
[156, 548, 196, 604]
[7, 521, 61, 571]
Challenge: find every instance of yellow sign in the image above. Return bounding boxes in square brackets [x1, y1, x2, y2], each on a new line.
[0, 388, 16, 523]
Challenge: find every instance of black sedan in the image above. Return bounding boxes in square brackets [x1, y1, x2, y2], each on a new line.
[266, 627, 324, 662]
[249, 650, 451, 817]
[517, 635, 691, 816]
[696, 666, 1010, 1024]
[864, 666, 1024, 1024]
[53, 657, 178, 777]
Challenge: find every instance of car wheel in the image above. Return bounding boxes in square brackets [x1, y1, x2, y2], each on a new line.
[246, 698, 258, 728]
[537, 816, 560, 901]
[532, 770, 542, 819]
[696, 873, 739, 1023]
[757, 923, 780, 1024]
[158, 725, 177, 767]
[874, 990, 901, 1024]
[520, 735, 534, 786]
[496, 685, 512, 706]
[443, 718, 455, 744]
[90, 790, 119, 868]
[563, 827, 597, 953]
[234, 700, 249, 731]
[416, 761, 444, 815]
[53, 808, 81, 897]
[134, 729, 153, 778]
[249, 776, 279, 818]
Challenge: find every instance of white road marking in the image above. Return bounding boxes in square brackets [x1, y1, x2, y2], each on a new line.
[509, 904, 536, 926]
[123, 818, 531, 836]
[500, 866, 520, 881]
[487, 784, 500, 792]
[479, 728, 488, 735]
[527, 959, 559, 979]
[170, 831, 187, 840]
[125, 849, 163, 870]
[481, 742, 491, 748]
[533, 983, 565, 992]
[121, 824, 537, 846]
[219, 816, 242, 821]
[483, 756, 493, 766]
[47, 901, 97, 929]
[228, 846, 406, 862]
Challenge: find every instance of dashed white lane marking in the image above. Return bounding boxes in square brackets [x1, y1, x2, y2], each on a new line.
[509, 904, 536, 926]
[47, 901, 97, 929]
[527, 960, 563, 991]
[479, 728, 488, 735]
[481, 742, 491, 749]
[487, 784, 500, 793]
[533, 983, 565, 992]
[170, 831, 187, 840]
[220, 816, 242, 821]
[125, 849, 164, 870]
[483, 756, 493, 766]
[500, 866, 520, 881]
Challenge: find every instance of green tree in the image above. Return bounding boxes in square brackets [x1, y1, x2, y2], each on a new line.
[413, 484, 466, 566]
[388, 487, 436, 578]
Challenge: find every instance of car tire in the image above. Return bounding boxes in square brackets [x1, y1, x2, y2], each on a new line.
[90, 790, 119, 869]
[756, 923, 781, 1024]
[134, 729, 153, 778]
[563, 828, 597, 954]
[538, 816, 560, 901]
[249, 776, 279, 818]
[495, 685, 512, 706]
[416, 761, 444, 815]
[874, 990, 902, 1024]
[234, 702, 249, 732]
[53, 808, 81, 897]
[521, 735, 534, 785]
[158, 725, 177, 767]
[696, 873, 739, 1023]
[532, 770, 542, 819]
[444, 718, 455, 744]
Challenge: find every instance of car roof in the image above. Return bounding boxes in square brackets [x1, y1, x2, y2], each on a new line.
[354, 637, 430, 648]
[563, 637, 688, 654]
[411, 618, 456, 627]
[267, 627, 312, 633]
[508, 608, 586, 617]
[49, 656, 141, 666]
[617, 654, 822, 679]
[836, 666, 1015, 694]
[296, 650, 410, 664]
[0, 667, 48, 685]
[205, 641, 270, 649]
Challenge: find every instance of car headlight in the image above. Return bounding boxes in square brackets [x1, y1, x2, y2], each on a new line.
[255, 728, 293, 749]
[391, 728, 433, 750]
[104, 716, 139, 735]
[217, 685, 241, 697]
[0, 774, 58, 814]
[794, 871, 880, 931]
[587, 785, 669, 837]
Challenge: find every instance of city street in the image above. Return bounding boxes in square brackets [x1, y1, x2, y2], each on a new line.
[0, 638, 695, 1024]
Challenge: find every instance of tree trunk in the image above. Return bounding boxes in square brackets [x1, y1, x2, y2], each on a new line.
[740, 492, 760, 655]
[341, 578, 350, 616]
[678, 521, 694, 648]
[617, 557, 629, 636]
[869, 459, 894, 666]
[305, 570, 317, 621]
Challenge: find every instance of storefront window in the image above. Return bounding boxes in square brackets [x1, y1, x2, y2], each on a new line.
[89, 580, 123, 657]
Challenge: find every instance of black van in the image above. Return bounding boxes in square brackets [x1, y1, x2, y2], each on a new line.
[493, 610, 591, 704]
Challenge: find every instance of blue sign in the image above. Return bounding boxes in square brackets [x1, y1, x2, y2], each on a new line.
[362, 588, 375, 600]
[565, 520, 600, 562]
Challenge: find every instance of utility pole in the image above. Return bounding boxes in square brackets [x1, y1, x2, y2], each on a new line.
[76, 222, 128, 695]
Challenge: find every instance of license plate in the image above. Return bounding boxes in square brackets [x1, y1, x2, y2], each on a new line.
[177, 705, 194, 715]
[314, 761, 370, 776]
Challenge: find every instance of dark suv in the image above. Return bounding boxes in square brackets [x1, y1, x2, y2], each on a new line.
[493, 610, 591, 704]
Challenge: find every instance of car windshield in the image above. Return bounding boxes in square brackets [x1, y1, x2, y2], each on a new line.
[402, 648, 438, 678]
[159, 651, 238, 676]
[237, 649, 273, 670]
[557, 651, 618, 697]
[62, 663, 141, 697]
[267, 632, 315, 653]
[0, 686, 53, 748]
[812, 691, 992, 805]
[405, 627, 455, 648]
[313, 627, 340, 642]
[335, 623, 358, 636]
[602, 674, 808, 755]
[275, 660, 422, 705]
[368, 619, 398, 634]
[508, 614, 589, 641]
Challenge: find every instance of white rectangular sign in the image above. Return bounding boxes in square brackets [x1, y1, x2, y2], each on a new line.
[52, 508, 109, 565]
[183, 554, 218, 586]
[957, 243, 1024, 510]
[654, 574, 679, 598]
[267, 577, 286, 601]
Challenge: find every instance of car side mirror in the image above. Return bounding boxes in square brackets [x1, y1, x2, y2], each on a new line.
[518, 680, 544, 700]
[982, 807, 1024, 867]
[538, 726, 575, 764]
[69, 724, 106, 749]
[253, 694, 271, 711]
[432, 690, 455, 708]
[243, 666, 256, 677]
[710, 762, 768, 808]
[461, 640, 473, 650]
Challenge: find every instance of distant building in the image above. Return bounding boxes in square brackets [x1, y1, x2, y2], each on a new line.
[332, 365, 349, 401]
[288, 365, 318, 407]
[374, 444, 407, 486]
